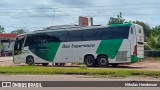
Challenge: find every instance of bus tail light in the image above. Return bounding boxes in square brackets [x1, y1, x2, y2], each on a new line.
[133, 45, 137, 56]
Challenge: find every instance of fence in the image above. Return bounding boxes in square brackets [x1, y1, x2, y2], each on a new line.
[144, 50, 160, 57]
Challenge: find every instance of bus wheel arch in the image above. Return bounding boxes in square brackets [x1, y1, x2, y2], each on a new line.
[42, 63, 49, 66]
[84, 54, 96, 67]
[26, 55, 34, 66]
[97, 54, 109, 67]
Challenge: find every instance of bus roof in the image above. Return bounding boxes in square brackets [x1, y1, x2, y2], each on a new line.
[28, 24, 133, 35]
[109, 23, 132, 27]
[30, 26, 107, 34]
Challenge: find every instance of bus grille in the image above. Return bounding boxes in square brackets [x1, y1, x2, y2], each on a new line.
[116, 51, 128, 61]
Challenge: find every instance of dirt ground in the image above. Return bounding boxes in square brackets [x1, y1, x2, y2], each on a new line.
[0, 57, 20, 66]
[0, 57, 160, 70]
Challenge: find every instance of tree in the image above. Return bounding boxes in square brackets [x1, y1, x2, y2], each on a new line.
[145, 25, 160, 50]
[132, 21, 151, 37]
[0, 25, 5, 33]
[108, 12, 126, 25]
[107, 12, 151, 37]
[145, 34, 160, 50]
[10, 28, 28, 35]
[107, 12, 160, 50]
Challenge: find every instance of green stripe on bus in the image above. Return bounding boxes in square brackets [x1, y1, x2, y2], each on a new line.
[131, 55, 144, 63]
[109, 23, 132, 27]
[29, 42, 60, 62]
[131, 55, 138, 63]
[96, 39, 123, 59]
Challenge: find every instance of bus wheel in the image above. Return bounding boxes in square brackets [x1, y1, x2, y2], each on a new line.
[60, 63, 65, 66]
[26, 56, 34, 66]
[42, 63, 49, 66]
[98, 55, 109, 67]
[84, 55, 96, 67]
[111, 64, 118, 67]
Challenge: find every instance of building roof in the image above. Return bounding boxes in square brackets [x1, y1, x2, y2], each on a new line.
[0, 34, 17, 40]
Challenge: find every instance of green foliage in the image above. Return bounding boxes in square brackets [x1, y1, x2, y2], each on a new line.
[108, 12, 151, 37]
[0, 25, 5, 33]
[108, 12, 125, 25]
[10, 28, 28, 35]
[132, 21, 151, 37]
[145, 25, 160, 50]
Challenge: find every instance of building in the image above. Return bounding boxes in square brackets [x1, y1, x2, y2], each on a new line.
[0, 34, 17, 56]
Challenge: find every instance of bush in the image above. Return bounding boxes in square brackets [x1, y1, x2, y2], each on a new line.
[144, 50, 160, 57]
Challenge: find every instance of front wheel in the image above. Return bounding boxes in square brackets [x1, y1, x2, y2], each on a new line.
[98, 55, 109, 67]
[26, 56, 34, 66]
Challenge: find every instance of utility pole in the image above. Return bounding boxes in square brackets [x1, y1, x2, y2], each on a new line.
[52, 9, 55, 26]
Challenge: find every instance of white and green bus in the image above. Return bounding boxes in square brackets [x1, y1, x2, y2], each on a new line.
[13, 24, 144, 67]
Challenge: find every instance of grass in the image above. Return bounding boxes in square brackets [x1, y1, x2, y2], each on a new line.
[154, 57, 160, 61]
[0, 66, 160, 78]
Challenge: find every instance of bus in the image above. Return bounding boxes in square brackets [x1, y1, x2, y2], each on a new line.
[13, 24, 144, 67]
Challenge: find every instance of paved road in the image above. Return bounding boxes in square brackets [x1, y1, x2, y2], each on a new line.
[0, 75, 160, 90]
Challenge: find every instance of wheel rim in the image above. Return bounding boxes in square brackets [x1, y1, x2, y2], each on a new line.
[100, 58, 107, 65]
[28, 58, 33, 64]
[87, 58, 93, 65]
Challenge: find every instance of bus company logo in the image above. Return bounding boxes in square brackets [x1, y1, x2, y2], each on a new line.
[2, 82, 11, 87]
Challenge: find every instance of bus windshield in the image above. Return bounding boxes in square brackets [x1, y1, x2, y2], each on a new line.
[14, 35, 26, 55]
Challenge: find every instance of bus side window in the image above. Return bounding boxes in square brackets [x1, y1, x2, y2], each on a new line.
[130, 27, 133, 34]
[138, 29, 141, 33]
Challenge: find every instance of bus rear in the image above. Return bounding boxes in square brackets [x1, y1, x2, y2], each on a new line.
[135, 24, 144, 61]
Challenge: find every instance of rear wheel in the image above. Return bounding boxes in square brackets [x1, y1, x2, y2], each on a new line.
[84, 55, 96, 67]
[98, 55, 109, 67]
[42, 63, 49, 66]
[60, 63, 65, 66]
[26, 56, 34, 66]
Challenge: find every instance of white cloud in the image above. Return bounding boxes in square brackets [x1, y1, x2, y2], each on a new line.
[0, 0, 160, 33]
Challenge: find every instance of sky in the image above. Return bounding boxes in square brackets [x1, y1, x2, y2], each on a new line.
[0, 0, 160, 33]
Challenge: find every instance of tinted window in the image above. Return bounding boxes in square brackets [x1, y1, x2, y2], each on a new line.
[25, 34, 42, 46]
[14, 35, 25, 55]
[138, 29, 141, 33]
[83, 29, 97, 41]
[67, 30, 83, 41]
[130, 27, 133, 34]
[83, 26, 129, 41]
[25, 26, 130, 46]
[47, 31, 65, 42]
[25, 31, 67, 46]
[108, 26, 129, 39]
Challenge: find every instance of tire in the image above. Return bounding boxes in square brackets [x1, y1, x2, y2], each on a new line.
[52, 63, 65, 67]
[111, 64, 118, 67]
[84, 55, 96, 67]
[26, 56, 34, 66]
[60, 63, 65, 66]
[98, 55, 109, 67]
[42, 63, 49, 66]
